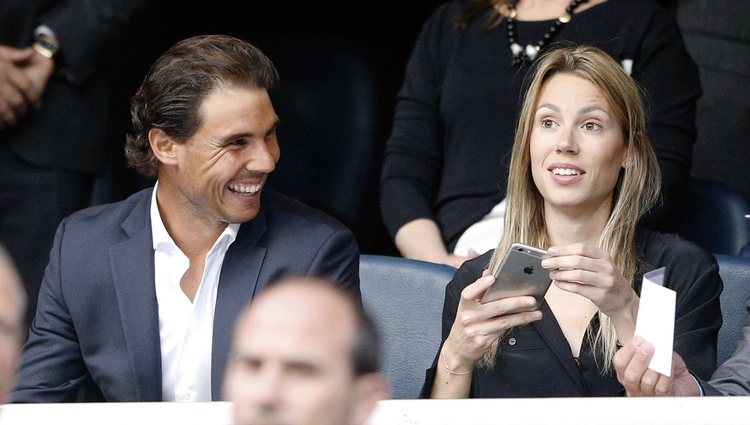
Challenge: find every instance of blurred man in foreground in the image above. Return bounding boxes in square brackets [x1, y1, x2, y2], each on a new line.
[224, 277, 387, 425]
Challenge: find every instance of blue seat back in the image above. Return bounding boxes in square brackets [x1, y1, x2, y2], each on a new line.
[715, 254, 750, 365]
[359, 255, 456, 399]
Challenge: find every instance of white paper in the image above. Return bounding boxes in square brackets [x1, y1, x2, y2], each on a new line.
[633, 267, 676, 377]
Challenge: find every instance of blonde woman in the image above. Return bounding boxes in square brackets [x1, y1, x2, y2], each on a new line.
[423, 45, 721, 398]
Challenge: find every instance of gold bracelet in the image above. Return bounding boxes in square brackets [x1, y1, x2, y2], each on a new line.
[444, 359, 472, 384]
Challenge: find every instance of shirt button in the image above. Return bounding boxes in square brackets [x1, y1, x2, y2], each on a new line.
[508, 337, 517, 346]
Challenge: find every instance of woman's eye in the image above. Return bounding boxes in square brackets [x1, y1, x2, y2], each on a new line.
[541, 119, 555, 129]
[583, 122, 600, 131]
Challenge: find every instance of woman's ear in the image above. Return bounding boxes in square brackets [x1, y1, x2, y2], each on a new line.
[148, 128, 179, 166]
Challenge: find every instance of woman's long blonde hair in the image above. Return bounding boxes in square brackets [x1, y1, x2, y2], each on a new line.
[482, 45, 661, 372]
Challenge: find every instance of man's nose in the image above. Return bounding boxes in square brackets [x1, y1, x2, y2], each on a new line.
[251, 366, 283, 406]
[245, 140, 278, 173]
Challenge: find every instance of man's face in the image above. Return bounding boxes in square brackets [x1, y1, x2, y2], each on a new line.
[0, 261, 23, 402]
[163, 85, 280, 227]
[224, 286, 366, 425]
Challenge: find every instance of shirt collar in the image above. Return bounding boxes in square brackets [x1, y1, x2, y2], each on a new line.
[150, 182, 240, 251]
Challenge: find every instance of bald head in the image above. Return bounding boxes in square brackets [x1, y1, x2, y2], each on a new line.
[0, 245, 25, 402]
[241, 278, 360, 354]
[224, 277, 386, 425]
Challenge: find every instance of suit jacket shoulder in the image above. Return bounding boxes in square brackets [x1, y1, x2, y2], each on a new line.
[252, 190, 360, 297]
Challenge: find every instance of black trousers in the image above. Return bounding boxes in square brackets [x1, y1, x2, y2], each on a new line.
[0, 144, 93, 328]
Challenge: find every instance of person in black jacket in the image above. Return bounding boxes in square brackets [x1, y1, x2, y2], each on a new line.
[0, 0, 150, 326]
[423, 45, 720, 398]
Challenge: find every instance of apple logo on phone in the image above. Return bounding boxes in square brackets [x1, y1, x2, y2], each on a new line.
[523, 266, 534, 275]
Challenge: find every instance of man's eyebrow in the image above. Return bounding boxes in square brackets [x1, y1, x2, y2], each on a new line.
[267, 117, 281, 135]
[221, 117, 281, 142]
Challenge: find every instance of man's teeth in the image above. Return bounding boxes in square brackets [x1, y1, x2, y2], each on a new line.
[228, 183, 262, 194]
[552, 168, 580, 176]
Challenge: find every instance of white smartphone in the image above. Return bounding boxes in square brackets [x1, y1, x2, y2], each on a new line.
[480, 242, 552, 312]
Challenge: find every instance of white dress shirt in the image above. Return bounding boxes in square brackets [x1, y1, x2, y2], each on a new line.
[150, 184, 239, 402]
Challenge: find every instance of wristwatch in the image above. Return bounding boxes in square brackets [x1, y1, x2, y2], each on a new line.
[32, 25, 60, 59]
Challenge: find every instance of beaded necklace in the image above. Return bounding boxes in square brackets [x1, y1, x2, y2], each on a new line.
[499, 0, 589, 66]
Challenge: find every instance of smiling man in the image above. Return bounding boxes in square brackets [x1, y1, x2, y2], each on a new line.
[12, 35, 360, 403]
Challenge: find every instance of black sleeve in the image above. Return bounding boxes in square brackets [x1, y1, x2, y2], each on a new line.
[39, 0, 150, 85]
[670, 247, 722, 381]
[379, 3, 452, 239]
[632, 7, 701, 221]
[419, 255, 484, 398]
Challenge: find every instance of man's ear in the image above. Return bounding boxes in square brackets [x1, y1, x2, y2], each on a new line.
[350, 373, 389, 425]
[148, 128, 179, 166]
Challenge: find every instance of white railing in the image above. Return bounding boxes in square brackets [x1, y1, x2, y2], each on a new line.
[1, 397, 747, 425]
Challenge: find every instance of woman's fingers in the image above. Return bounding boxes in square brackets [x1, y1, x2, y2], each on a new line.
[614, 336, 675, 396]
[460, 273, 495, 301]
[478, 309, 543, 335]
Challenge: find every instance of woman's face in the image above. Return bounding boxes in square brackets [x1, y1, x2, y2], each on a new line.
[529, 73, 627, 216]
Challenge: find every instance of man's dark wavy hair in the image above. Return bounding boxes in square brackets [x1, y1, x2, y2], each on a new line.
[125, 34, 279, 177]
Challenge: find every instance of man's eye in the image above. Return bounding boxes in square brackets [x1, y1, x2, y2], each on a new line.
[236, 356, 261, 371]
[230, 139, 247, 146]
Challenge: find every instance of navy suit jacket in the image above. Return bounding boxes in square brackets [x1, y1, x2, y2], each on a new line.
[12, 188, 360, 402]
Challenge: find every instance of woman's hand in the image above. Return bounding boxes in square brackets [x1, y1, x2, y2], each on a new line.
[443, 270, 543, 370]
[541, 243, 637, 318]
[541, 243, 639, 343]
[614, 336, 700, 396]
[433, 270, 543, 398]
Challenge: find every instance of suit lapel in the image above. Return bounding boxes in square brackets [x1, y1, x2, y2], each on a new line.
[531, 301, 588, 393]
[111, 189, 163, 401]
[211, 205, 268, 399]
